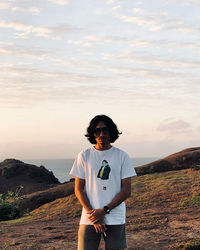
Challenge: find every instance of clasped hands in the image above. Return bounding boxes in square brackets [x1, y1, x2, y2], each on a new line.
[87, 208, 107, 233]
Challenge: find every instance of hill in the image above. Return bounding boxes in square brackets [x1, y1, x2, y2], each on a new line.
[0, 159, 60, 195]
[1, 168, 200, 249]
[0, 148, 200, 249]
[135, 147, 200, 175]
[20, 181, 74, 213]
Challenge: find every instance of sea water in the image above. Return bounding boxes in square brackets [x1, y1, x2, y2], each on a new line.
[24, 157, 158, 183]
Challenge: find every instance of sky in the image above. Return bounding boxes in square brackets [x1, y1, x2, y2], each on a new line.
[0, 0, 200, 160]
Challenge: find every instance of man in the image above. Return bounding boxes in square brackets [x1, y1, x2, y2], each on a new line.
[70, 114, 136, 250]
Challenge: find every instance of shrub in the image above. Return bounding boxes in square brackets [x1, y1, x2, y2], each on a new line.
[0, 186, 23, 221]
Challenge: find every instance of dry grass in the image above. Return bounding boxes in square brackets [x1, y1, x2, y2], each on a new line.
[1, 168, 200, 249]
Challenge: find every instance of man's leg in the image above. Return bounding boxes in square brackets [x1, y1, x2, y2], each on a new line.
[78, 224, 101, 250]
[104, 224, 127, 250]
[106, 248, 124, 250]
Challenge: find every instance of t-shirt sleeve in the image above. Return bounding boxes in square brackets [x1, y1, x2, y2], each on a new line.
[121, 152, 137, 179]
[69, 151, 85, 179]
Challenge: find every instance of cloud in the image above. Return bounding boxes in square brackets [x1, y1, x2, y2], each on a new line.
[164, 20, 196, 33]
[0, 20, 32, 32]
[131, 8, 145, 14]
[167, 0, 200, 6]
[0, 2, 41, 15]
[188, 0, 200, 4]
[0, 45, 50, 59]
[0, 41, 14, 45]
[119, 13, 198, 33]
[32, 24, 77, 40]
[52, 51, 199, 86]
[52, 56, 183, 80]
[107, 65, 179, 79]
[130, 40, 149, 47]
[70, 34, 128, 48]
[146, 39, 199, 49]
[0, 65, 109, 89]
[32, 26, 54, 38]
[107, 0, 120, 4]
[112, 5, 121, 11]
[85, 35, 101, 42]
[48, 0, 69, 5]
[136, 1, 143, 5]
[157, 120, 190, 132]
[120, 15, 160, 26]
[103, 35, 130, 42]
[67, 40, 92, 48]
[0, 20, 78, 40]
[82, 35, 125, 47]
[7, 0, 69, 5]
[120, 52, 200, 70]
[0, 65, 114, 107]
[0, 60, 197, 111]
[0, 63, 173, 108]
[15, 6, 41, 15]
[0, 2, 10, 9]
[82, 35, 130, 46]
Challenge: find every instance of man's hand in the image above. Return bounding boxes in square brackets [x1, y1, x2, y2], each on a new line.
[87, 208, 105, 224]
[93, 220, 107, 234]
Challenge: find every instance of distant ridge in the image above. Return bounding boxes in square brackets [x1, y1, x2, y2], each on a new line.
[135, 147, 200, 175]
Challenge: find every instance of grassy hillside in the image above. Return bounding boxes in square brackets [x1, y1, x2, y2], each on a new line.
[30, 168, 200, 219]
[1, 167, 200, 249]
[129, 168, 200, 210]
[27, 168, 200, 249]
[135, 147, 200, 175]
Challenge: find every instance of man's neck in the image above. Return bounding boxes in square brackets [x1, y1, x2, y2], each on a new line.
[94, 144, 112, 151]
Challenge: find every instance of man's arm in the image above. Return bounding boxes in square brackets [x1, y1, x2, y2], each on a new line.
[107, 177, 131, 210]
[75, 177, 93, 212]
[74, 177, 107, 233]
[88, 177, 131, 224]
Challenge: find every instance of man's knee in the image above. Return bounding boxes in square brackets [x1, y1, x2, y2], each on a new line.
[106, 248, 124, 250]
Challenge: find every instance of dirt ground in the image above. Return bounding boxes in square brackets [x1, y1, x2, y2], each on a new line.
[1, 206, 200, 250]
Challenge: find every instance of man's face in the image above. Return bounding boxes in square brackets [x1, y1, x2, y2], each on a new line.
[94, 121, 110, 149]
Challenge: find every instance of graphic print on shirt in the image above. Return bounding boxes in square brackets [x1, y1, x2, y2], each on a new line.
[97, 160, 111, 180]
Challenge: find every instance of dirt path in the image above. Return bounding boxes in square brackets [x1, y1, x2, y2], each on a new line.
[0, 216, 79, 249]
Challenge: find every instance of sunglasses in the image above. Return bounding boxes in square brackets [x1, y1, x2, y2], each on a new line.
[94, 127, 109, 135]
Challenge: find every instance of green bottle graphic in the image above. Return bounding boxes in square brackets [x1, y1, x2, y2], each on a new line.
[97, 160, 111, 180]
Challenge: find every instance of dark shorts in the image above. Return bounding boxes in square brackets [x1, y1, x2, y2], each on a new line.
[78, 224, 127, 250]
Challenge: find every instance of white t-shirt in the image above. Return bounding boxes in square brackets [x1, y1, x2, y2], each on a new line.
[69, 146, 136, 225]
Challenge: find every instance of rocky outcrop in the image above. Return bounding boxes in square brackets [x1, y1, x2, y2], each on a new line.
[0, 159, 60, 195]
[135, 147, 200, 175]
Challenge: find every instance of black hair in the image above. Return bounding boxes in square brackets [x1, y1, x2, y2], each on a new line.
[85, 114, 122, 144]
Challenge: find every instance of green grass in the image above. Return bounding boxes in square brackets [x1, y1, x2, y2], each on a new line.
[0, 215, 32, 224]
[183, 193, 200, 207]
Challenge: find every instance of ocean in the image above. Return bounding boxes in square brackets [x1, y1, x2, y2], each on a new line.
[24, 157, 158, 183]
